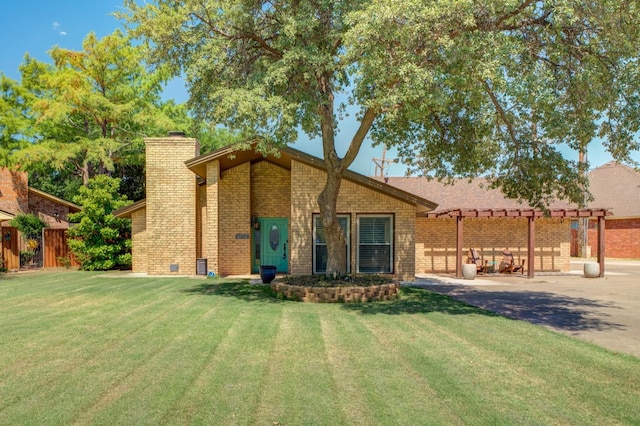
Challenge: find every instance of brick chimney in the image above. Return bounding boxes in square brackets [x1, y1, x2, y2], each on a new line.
[145, 132, 200, 274]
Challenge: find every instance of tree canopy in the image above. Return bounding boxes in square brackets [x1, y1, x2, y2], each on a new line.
[122, 0, 640, 275]
[0, 74, 33, 166]
[11, 30, 176, 187]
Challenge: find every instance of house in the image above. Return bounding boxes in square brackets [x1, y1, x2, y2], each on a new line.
[382, 177, 608, 276]
[115, 133, 609, 279]
[115, 134, 437, 280]
[0, 168, 81, 269]
[578, 161, 640, 258]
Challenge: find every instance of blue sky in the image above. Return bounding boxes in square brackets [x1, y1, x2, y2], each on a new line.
[0, 1, 636, 175]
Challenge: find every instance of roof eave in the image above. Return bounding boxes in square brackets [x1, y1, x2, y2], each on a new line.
[28, 187, 81, 212]
[113, 199, 146, 218]
[185, 143, 438, 212]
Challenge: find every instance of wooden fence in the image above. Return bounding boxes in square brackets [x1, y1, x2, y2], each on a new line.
[43, 229, 80, 268]
[1, 227, 19, 270]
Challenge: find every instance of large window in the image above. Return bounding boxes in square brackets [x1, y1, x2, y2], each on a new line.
[357, 215, 393, 274]
[313, 215, 350, 274]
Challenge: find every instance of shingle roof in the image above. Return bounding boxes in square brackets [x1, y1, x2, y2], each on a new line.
[587, 161, 640, 218]
[381, 176, 575, 212]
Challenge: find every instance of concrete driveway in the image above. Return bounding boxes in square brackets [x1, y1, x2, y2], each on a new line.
[410, 259, 640, 358]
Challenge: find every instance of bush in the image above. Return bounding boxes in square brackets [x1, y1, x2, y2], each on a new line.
[9, 214, 47, 240]
[56, 255, 73, 269]
[10, 214, 47, 267]
[282, 274, 394, 287]
[67, 175, 132, 271]
[19, 250, 36, 265]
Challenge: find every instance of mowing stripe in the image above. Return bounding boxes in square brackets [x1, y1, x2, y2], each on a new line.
[2, 293, 203, 424]
[166, 303, 282, 425]
[71, 296, 233, 425]
[251, 304, 343, 425]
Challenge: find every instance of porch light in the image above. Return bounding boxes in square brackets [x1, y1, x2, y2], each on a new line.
[252, 216, 260, 230]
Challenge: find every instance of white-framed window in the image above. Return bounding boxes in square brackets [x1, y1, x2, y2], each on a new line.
[357, 214, 393, 274]
[313, 215, 350, 274]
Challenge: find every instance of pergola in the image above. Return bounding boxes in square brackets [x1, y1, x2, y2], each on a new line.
[424, 208, 612, 278]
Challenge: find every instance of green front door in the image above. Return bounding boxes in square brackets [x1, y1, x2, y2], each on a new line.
[252, 218, 288, 273]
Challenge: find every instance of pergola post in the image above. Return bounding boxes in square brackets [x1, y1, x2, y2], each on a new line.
[528, 216, 535, 278]
[455, 215, 463, 278]
[598, 215, 606, 277]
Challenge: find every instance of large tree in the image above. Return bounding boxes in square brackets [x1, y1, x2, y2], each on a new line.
[0, 74, 34, 165]
[122, 0, 640, 275]
[13, 30, 176, 186]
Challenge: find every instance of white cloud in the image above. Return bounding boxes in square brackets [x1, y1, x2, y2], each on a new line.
[52, 21, 67, 35]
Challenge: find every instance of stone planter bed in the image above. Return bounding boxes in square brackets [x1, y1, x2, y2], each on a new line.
[271, 282, 399, 303]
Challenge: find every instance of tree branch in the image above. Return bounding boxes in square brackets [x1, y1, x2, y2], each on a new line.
[342, 107, 377, 170]
[493, 0, 537, 29]
[192, 11, 283, 59]
[481, 80, 519, 149]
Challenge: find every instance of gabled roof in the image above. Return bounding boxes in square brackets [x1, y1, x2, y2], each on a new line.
[28, 187, 81, 212]
[587, 161, 640, 218]
[186, 144, 438, 213]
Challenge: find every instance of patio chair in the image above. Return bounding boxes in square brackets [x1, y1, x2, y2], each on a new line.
[499, 250, 525, 274]
[468, 248, 489, 274]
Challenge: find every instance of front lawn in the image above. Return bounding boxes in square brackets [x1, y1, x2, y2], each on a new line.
[1, 271, 639, 425]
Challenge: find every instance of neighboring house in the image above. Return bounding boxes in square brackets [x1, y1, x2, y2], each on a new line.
[579, 161, 640, 258]
[115, 133, 608, 279]
[382, 177, 605, 275]
[0, 168, 80, 269]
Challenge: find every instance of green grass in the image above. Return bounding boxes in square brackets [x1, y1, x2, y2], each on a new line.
[1, 271, 639, 425]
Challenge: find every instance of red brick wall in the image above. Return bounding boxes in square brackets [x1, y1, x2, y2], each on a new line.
[0, 169, 28, 217]
[27, 192, 72, 229]
[588, 218, 640, 258]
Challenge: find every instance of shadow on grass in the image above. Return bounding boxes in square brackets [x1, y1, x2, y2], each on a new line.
[418, 284, 626, 332]
[182, 280, 283, 303]
[182, 281, 625, 333]
[341, 287, 501, 317]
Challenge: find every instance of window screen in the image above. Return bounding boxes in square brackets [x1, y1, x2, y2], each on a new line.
[357, 215, 393, 273]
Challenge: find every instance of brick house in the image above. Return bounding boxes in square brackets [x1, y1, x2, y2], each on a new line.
[115, 134, 437, 280]
[382, 177, 607, 275]
[577, 161, 640, 258]
[0, 168, 80, 269]
[115, 134, 609, 279]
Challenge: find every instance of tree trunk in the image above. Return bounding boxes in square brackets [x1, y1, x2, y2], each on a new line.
[316, 102, 377, 275]
[82, 161, 90, 186]
[316, 67, 377, 276]
[318, 168, 347, 276]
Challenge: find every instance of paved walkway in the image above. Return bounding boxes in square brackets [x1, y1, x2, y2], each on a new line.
[408, 259, 640, 359]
